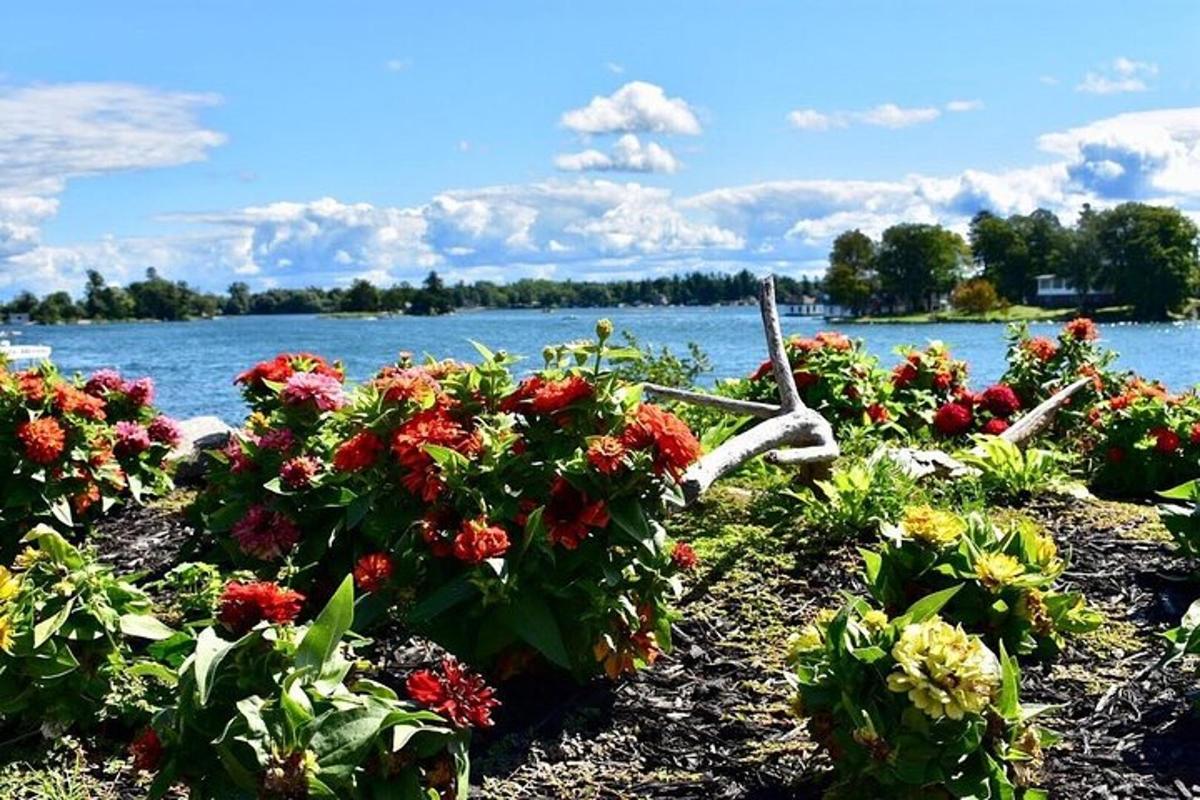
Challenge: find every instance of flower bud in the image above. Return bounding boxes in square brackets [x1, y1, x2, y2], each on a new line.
[595, 318, 614, 342]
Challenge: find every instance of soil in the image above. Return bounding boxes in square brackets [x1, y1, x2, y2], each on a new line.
[5, 488, 1200, 800]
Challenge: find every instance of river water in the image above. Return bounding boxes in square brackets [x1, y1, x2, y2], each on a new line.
[14, 308, 1200, 422]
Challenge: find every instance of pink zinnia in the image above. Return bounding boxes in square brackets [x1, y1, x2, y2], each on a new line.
[279, 455, 320, 489]
[148, 416, 183, 447]
[85, 369, 124, 397]
[258, 427, 296, 451]
[281, 372, 345, 412]
[223, 436, 255, 473]
[231, 504, 301, 560]
[123, 377, 156, 407]
[114, 421, 152, 457]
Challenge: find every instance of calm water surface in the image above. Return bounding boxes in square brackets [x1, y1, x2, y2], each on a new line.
[17, 308, 1200, 422]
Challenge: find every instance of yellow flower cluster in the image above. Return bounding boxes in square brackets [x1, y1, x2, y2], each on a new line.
[886, 618, 1000, 721]
[900, 506, 966, 548]
[0, 565, 19, 653]
[1030, 532, 1063, 574]
[974, 553, 1025, 592]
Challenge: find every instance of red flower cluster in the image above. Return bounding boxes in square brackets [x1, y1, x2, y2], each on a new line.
[17, 417, 66, 464]
[406, 658, 499, 729]
[231, 504, 302, 560]
[503, 374, 593, 416]
[129, 727, 164, 773]
[452, 517, 510, 564]
[933, 402, 973, 437]
[586, 435, 628, 475]
[543, 477, 610, 549]
[54, 385, 107, 420]
[1152, 426, 1182, 454]
[1023, 337, 1059, 363]
[235, 352, 343, 390]
[391, 408, 480, 501]
[866, 403, 890, 424]
[980, 384, 1021, 419]
[217, 580, 305, 635]
[353, 552, 394, 593]
[981, 418, 1010, 435]
[279, 455, 320, 489]
[671, 541, 699, 571]
[18, 371, 47, 404]
[1064, 317, 1099, 342]
[333, 430, 384, 473]
[619, 404, 701, 478]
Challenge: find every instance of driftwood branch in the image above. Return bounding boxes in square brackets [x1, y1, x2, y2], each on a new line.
[645, 276, 839, 504]
[998, 376, 1091, 449]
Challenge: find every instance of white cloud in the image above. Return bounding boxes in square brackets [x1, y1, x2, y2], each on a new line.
[561, 81, 702, 135]
[605, 62, 625, 75]
[384, 58, 412, 72]
[554, 134, 680, 174]
[945, 99, 984, 112]
[1039, 75, 1060, 86]
[1076, 56, 1158, 94]
[788, 102, 946, 131]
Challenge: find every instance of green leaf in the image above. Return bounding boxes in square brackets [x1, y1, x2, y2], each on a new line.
[608, 497, 656, 554]
[406, 576, 478, 625]
[33, 598, 75, 648]
[309, 703, 391, 776]
[997, 640, 1020, 719]
[193, 627, 238, 706]
[1159, 479, 1200, 501]
[119, 614, 178, 641]
[900, 584, 962, 625]
[501, 595, 570, 669]
[296, 575, 355, 671]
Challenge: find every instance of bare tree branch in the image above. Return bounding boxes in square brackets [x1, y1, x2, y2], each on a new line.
[999, 377, 1091, 448]
[642, 384, 780, 418]
[760, 276, 803, 413]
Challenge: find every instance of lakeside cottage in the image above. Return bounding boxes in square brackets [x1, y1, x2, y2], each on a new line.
[1033, 274, 1115, 308]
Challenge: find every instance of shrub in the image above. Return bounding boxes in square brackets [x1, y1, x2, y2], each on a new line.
[951, 278, 1001, 314]
[863, 507, 1100, 657]
[800, 458, 913, 541]
[195, 326, 702, 680]
[1080, 378, 1200, 496]
[0, 362, 177, 554]
[958, 436, 1068, 501]
[788, 591, 1055, 799]
[1001, 318, 1118, 414]
[611, 329, 712, 389]
[1158, 479, 1200, 559]
[143, 577, 479, 799]
[0, 526, 177, 729]
[735, 332, 889, 433]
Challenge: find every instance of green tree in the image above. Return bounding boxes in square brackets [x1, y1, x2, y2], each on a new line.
[1059, 204, 1105, 310]
[969, 211, 1029, 302]
[32, 292, 82, 324]
[875, 224, 968, 312]
[225, 282, 252, 315]
[1095, 203, 1199, 320]
[342, 279, 381, 312]
[824, 229, 877, 314]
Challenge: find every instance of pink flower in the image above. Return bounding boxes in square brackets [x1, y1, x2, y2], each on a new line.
[114, 421, 152, 457]
[122, 377, 156, 407]
[222, 436, 255, 473]
[231, 505, 301, 560]
[85, 369, 124, 397]
[258, 427, 296, 451]
[279, 455, 320, 489]
[148, 416, 183, 447]
[281, 372, 345, 412]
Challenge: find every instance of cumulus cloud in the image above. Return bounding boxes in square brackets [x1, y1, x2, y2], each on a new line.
[560, 81, 702, 135]
[1076, 56, 1158, 94]
[554, 134, 680, 174]
[788, 102, 946, 131]
[945, 99, 984, 112]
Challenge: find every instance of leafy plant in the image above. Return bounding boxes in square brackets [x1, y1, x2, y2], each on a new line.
[1157, 478, 1200, 559]
[145, 576, 478, 799]
[959, 436, 1068, 500]
[0, 526, 177, 729]
[0, 363, 178, 555]
[194, 323, 702, 680]
[800, 458, 913, 541]
[788, 590, 1056, 799]
[1001, 318, 1118, 416]
[863, 507, 1100, 658]
[611, 329, 712, 388]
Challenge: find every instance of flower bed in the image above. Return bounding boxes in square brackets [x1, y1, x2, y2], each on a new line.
[195, 328, 702, 680]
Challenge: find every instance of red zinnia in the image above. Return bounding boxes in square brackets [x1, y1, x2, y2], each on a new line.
[504, 374, 593, 416]
[18, 371, 47, 404]
[279, 455, 320, 489]
[333, 430, 384, 473]
[891, 363, 918, 388]
[932, 372, 953, 391]
[231, 505, 302, 560]
[749, 360, 772, 381]
[866, 403, 890, 424]
[793, 370, 819, 390]
[1152, 427, 1182, 454]
[353, 552, 394, 593]
[1023, 337, 1058, 363]
[587, 436, 628, 475]
[17, 417, 66, 464]
[932, 403, 973, 437]
[1106, 446, 1125, 464]
[814, 331, 851, 351]
[671, 541, 699, 571]
[452, 517, 510, 564]
[1063, 317, 1099, 342]
[620, 404, 701, 478]
[129, 727, 164, 773]
[406, 658, 499, 729]
[1191, 423, 1200, 445]
[981, 418, 1010, 435]
[980, 385, 1021, 419]
[54, 385, 107, 420]
[391, 408, 480, 502]
[217, 580, 305, 635]
[543, 477, 610, 549]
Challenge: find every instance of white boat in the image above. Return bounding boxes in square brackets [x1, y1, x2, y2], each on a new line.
[0, 340, 52, 364]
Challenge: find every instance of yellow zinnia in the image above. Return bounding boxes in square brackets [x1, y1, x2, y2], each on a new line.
[0, 566, 19, 603]
[0, 615, 13, 653]
[886, 618, 1000, 721]
[974, 552, 1025, 592]
[900, 506, 966, 548]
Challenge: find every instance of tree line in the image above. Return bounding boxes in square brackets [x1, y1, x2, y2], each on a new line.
[2, 268, 824, 324]
[823, 201, 1200, 320]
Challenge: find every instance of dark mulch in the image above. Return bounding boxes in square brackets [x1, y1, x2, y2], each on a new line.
[91, 494, 206, 580]
[13, 489, 1200, 800]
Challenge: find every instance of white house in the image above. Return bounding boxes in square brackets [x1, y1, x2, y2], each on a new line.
[5, 312, 32, 325]
[1033, 274, 1114, 308]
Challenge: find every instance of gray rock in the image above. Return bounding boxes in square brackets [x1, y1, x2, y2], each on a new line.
[170, 415, 235, 483]
[870, 446, 977, 481]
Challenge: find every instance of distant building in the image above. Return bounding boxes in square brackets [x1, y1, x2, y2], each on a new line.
[786, 295, 846, 318]
[5, 312, 31, 325]
[1033, 274, 1115, 308]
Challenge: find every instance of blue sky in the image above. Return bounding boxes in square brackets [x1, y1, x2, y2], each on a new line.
[2, 1, 1199, 296]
